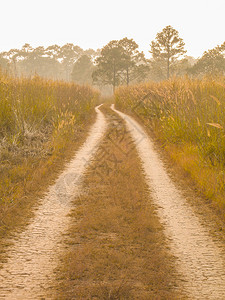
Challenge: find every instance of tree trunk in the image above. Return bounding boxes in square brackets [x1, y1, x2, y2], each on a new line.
[126, 66, 129, 86]
[167, 57, 170, 79]
[13, 59, 17, 78]
[113, 59, 116, 93]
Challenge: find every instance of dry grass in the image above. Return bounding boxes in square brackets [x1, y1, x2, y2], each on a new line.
[115, 77, 225, 213]
[55, 106, 182, 299]
[0, 74, 98, 256]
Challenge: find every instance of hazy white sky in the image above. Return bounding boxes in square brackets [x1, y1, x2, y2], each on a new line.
[1, 0, 224, 58]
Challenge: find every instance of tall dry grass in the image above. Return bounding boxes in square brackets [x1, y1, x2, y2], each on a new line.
[0, 73, 99, 238]
[115, 76, 225, 209]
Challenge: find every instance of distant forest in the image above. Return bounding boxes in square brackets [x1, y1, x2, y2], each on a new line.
[0, 26, 225, 93]
[0, 43, 99, 82]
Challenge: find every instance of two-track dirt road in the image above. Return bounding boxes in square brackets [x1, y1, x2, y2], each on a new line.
[0, 104, 225, 299]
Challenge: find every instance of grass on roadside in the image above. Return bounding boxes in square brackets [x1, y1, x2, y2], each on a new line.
[115, 77, 225, 213]
[0, 74, 98, 254]
[55, 106, 182, 299]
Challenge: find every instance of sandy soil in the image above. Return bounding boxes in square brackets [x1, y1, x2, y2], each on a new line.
[0, 105, 107, 299]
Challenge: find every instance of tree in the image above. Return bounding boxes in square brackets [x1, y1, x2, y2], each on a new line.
[59, 44, 83, 81]
[93, 38, 148, 92]
[171, 56, 196, 77]
[150, 25, 186, 79]
[21, 43, 33, 54]
[0, 53, 9, 73]
[71, 55, 95, 84]
[19, 46, 46, 77]
[118, 38, 149, 85]
[46, 44, 61, 59]
[83, 48, 100, 60]
[189, 44, 225, 76]
[92, 40, 124, 92]
[5, 48, 22, 77]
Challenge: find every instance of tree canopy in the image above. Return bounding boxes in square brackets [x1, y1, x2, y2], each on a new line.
[189, 43, 225, 76]
[93, 38, 149, 92]
[71, 55, 95, 84]
[150, 25, 186, 79]
[0, 43, 98, 81]
[118, 38, 149, 85]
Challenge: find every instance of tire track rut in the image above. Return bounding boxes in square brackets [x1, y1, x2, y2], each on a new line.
[0, 105, 107, 299]
[112, 105, 225, 299]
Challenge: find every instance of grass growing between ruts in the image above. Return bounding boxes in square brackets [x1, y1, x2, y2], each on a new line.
[55, 106, 182, 299]
[0, 74, 98, 256]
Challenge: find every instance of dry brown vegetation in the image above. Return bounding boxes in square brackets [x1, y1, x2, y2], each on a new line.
[55, 106, 182, 299]
[0, 74, 98, 256]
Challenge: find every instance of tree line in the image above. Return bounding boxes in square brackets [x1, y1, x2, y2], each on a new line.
[0, 44, 100, 81]
[1, 25, 225, 93]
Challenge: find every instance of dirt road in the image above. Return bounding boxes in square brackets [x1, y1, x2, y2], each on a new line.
[0, 105, 107, 299]
[0, 104, 225, 299]
[112, 105, 225, 299]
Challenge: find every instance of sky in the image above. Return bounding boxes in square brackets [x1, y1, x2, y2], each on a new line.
[0, 0, 224, 58]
